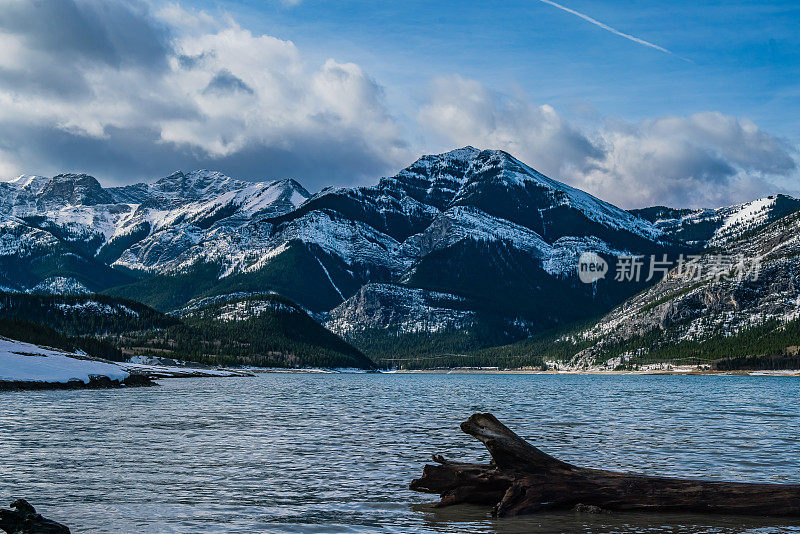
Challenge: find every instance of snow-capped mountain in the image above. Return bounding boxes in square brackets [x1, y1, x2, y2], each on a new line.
[3, 147, 797, 350]
[0, 170, 310, 293]
[255, 148, 676, 336]
[630, 194, 800, 249]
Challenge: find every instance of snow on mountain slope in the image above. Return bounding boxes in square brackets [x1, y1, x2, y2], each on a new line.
[0, 170, 311, 290]
[195, 297, 301, 322]
[631, 194, 800, 249]
[709, 196, 784, 246]
[450, 149, 662, 241]
[318, 147, 664, 245]
[36, 173, 115, 208]
[1, 174, 48, 189]
[114, 207, 402, 277]
[265, 148, 670, 301]
[0, 175, 50, 217]
[148, 170, 250, 201]
[398, 205, 553, 262]
[113, 225, 205, 271]
[378, 146, 480, 210]
[542, 236, 629, 277]
[270, 211, 401, 270]
[29, 277, 91, 295]
[0, 219, 60, 257]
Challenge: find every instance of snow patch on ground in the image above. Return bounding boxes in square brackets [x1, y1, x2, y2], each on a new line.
[29, 277, 91, 295]
[0, 337, 129, 383]
[119, 361, 248, 377]
[52, 300, 139, 316]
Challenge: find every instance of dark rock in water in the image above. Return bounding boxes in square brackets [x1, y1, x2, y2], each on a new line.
[121, 373, 156, 387]
[0, 499, 70, 533]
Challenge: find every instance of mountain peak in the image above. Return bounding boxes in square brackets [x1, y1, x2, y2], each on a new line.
[38, 173, 113, 206]
[275, 178, 310, 196]
[151, 170, 247, 200]
[437, 145, 480, 159]
[382, 147, 662, 241]
[51, 172, 101, 184]
[410, 146, 481, 169]
[403, 147, 541, 185]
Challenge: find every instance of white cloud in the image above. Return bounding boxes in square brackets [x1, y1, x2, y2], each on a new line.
[578, 113, 798, 208]
[419, 75, 798, 208]
[419, 75, 601, 181]
[0, 1, 409, 187]
[0, 2, 795, 209]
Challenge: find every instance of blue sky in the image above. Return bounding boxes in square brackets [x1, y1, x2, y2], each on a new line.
[210, 0, 800, 136]
[0, 0, 797, 208]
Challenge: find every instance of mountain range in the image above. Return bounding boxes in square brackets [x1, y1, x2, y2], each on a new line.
[2, 147, 799, 367]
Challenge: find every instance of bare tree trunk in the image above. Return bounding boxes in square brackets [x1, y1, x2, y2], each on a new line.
[410, 413, 800, 517]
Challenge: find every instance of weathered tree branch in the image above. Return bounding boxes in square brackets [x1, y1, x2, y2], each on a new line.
[410, 413, 800, 517]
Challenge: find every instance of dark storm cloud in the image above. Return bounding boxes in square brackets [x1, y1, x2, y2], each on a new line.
[0, 0, 173, 101]
[0, 121, 397, 190]
[0, 62, 92, 98]
[197, 137, 396, 188]
[203, 70, 254, 96]
[0, 0, 171, 69]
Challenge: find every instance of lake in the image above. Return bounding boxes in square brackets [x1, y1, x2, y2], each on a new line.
[1, 374, 799, 533]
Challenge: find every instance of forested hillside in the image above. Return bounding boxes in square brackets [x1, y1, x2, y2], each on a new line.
[0, 292, 374, 369]
[124, 295, 375, 369]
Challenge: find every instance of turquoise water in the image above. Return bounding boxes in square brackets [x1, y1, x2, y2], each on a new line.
[1, 374, 799, 533]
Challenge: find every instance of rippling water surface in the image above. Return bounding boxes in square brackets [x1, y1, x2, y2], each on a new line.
[1, 374, 800, 533]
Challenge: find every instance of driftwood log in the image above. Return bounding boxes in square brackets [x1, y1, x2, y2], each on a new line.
[0, 500, 70, 534]
[410, 413, 800, 517]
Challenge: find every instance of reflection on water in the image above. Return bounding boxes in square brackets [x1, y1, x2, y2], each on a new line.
[0, 374, 799, 533]
[418, 503, 800, 533]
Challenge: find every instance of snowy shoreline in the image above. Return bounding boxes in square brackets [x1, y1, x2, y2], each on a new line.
[0, 337, 252, 391]
[0, 337, 146, 390]
[0, 337, 376, 391]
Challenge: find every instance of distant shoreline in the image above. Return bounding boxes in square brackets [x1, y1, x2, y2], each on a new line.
[386, 368, 800, 376]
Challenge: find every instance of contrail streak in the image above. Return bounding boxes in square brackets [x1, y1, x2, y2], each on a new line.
[537, 0, 685, 59]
